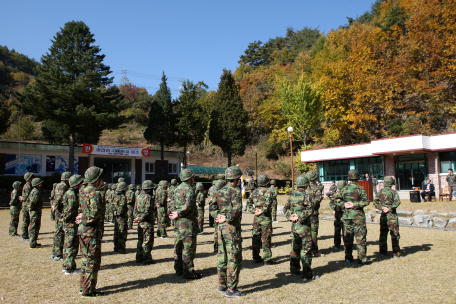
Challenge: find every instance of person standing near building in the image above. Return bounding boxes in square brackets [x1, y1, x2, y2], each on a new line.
[336, 170, 370, 266]
[134, 180, 156, 265]
[98, 182, 107, 239]
[325, 181, 337, 198]
[28, 178, 44, 249]
[169, 169, 202, 280]
[374, 177, 402, 258]
[195, 182, 206, 234]
[210, 180, 226, 253]
[126, 185, 136, 230]
[283, 175, 318, 280]
[62, 175, 84, 275]
[52, 171, 72, 261]
[156, 180, 170, 239]
[50, 183, 58, 221]
[211, 166, 243, 298]
[371, 174, 378, 197]
[329, 180, 346, 249]
[269, 180, 279, 223]
[246, 174, 275, 265]
[9, 181, 22, 237]
[76, 166, 104, 298]
[446, 169, 456, 201]
[20, 172, 34, 241]
[207, 181, 217, 228]
[306, 171, 324, 257]
[113, 182, 128, 254]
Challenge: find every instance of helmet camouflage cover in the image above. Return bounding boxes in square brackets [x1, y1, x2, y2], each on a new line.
[128, 184, 136, 190]
[180, 169, 195, 182]
[225, 166, 242, 180]
[257, 174, 270, 187]
[347, 169, 359, 181]
[337, 180, 346, 190]
[215, 179, 226, 189]
[171, 179, 177, 185]
[69, 175, 84, 188]
[384, 176, 395, 186]
[295, 175, 309, 187]
[196, 182, 204, 191]
[118, 177, 125, 183]
[270, 180, 276, 185]
[13, 181, 22, 189]
[159, 180, 170, 187]
[142, 180, 154, 190]
[32, 178, 43, 187]
[84, 166, 103, 184]
[24, 172, 34, 181]
[61, 171, 73, 181]
[305, 171, 317, 181]
[117, 182, 128, 192]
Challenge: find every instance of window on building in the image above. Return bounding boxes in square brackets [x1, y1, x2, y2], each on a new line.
[145, 162, 154, 173]
[440, 151, 456, 172]
[318, 157, 383, 182]
[354, 157, 384, 180]
[169, 163, 177, 174]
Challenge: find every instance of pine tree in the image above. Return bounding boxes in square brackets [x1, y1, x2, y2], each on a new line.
[144, 72, 176, 176]
[20, 21, 125, 171]
[209, 69, 248, 167]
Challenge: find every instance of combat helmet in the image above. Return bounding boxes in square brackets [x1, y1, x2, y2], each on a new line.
[347, 169, 359, 181]
[215, 179, 226, 189]
[99, 182, 108, 191]
[305, 171, 317, 181]
[128, 184, 136, 190]
[61, 171, 73, 181]
[111, 184, 116, 190]
[270, 180, 276, 185]
[196, 182, 204, 191]
[159, 180, 170, 187]
[24, 172, 34, 181]
[32, 178, 43, 187]
[117, 182, 128, 192]
[225, 166, 242, 180]
[384, 176, 395, 186]
[118, 177, 125, 183]
[295, 175, 309, 187]
[69, 175, 84, 188]
[257, 174, 270, 187]
[84, 166, 103, 184]
[337, 180, 346, 190]
[13, 181, 21, 189]
[171, 179, 177, 185]
[142, 180, 154, 190]
[180, 169, 195, 182]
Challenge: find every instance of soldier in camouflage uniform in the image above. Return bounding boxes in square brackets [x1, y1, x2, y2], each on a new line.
[104, 184, 112, 222]
[329, 180, 346, 249]
[335, 170, 371, 266]
[108, 184, 117, 223]
[211, 166, 244, 298]
[20, 172, 34, 241]
[97, 182, 107, 238]
[374, 176, 402, 257]
[446, 169, 456, 201]
[118, 177, 125, 183]
[325, 181, 337, 198]
[155, 180, 170, 238]
[50, 183, 58, 221]
[134, 180, 156, 265]
[28, 178, 44, 248]
[76, 166, 105, 298]
[113, 182, 128, 253]
[269, 180, 279, 223]
[62, 175, 84, 274]
[52, 171, 72, 261]
[168, 180, 178, 227]
[283, 175, 318, 280]
[207, 181, 217, 227]
[126, 184, 136, 229]
[306, 171, 324, 257]
[209, 180, 226, 253]
[195, 182, 206, 234]
[371, 174, 378, 197]
[246, 174, 274, 265]
[317, 181, 324, 193]
[169, 169, 202, 280]
[9, 181, 22, 236]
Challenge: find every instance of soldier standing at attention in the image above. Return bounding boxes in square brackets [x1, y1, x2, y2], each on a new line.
[446, 168, 456, 200]
[195, 182, 206, 234]
[156, 180, 170, 239]
[211, 166, 243, 298]
[207, 181, 217, 228]
[168, 180, 178, 228]
[62, 175, 84, 275]
[374, 176, 403, 258]
[246, 174, 275, 265]
[371, 174, 378, 197]
[9, 181, 22, 236]
[134, 180, 156, 265]
[269, 180, 279, 223]
[76, 166, 104, 298]
[104, 184, 112, 223]
[306, 172, 324, 257]
[329, 181, 346, 249]
[108, 184, 117, 223]
[336, 170, 370, 266]
[98, 182, 107, 239]
[52, 171, 72, 261]
[126, 185, 136, 230]
[20, 172, 34, 241]
[28, 178, 44, 249]
[210, 180, 226, 253]
[50, 183, 58, 221]
[113, 182, 128, 254]
[169, 169, 202, 280]
[283, 175, 318, 280]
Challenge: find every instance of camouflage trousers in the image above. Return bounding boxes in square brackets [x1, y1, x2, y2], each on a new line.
[113, 216, 128, 253]
[213, 223, 219, 252]
[379, 213, 400, 255]
[52, 211, 64, 257]
[63, 225, 79, 272]
[217, 223, 242, 290]
[310, 213, 320, 254]
[22, 208, 30, 239]
[50, 209, 55, 221]
[209, 213, 214, 227]
[343, 219, 367, 263]
[449, 186, 455, 201]
[290, 220, 313, 278]
[136, 223, 154, 264]
[252, 221, 272, 261]
[334, 210, 344, 247]
[9, 206, 20, 236]
[79, 236, 101, 295]
[174, 219, 197, 277]
[272, 200, 278, 221]
[128, 206, 134, 229]
[29, 210, 42, 247]
[197, 207, 204, 233]
[105, 203, 112, 222]
[156, 207, 168, 237]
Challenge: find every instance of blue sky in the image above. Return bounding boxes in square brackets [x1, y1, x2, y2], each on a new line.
[1, 0, 376, 97]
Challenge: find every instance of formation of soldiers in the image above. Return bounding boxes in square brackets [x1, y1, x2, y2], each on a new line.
[7, 166, 403, 298]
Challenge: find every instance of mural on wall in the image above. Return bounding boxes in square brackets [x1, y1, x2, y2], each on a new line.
[46, 156, 79, 174]
[5, 154, 42, 175]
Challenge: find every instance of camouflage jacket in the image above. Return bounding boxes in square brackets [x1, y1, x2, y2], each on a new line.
[373, 187, 401, 214]
[329, 191, 344, 211]
[98, 188, 107, 217]
[207, 185, 217, 200]
[62, 188, 79, 227]
[329, 185, 337, 193]
[174, 181, 197, 221]
[283, 189, 312, 224]
[10, 189, 21, 207]
[196, 191, 205, 209]
[269, 186, 278, 202]
[53, 181, 69, 213]
[155, 186, 168, 208]
[372, 178, 378, 187]
[210, 183, 242, 227]
[306, 184, 322, 215]
[246, 187, 273, 226]
[126, 189, 136, 207]
[134, 191, 154, 225]
[28, 187, 43, 211]
[135, 189, 141, 197]
[22, 182, 32, 209]
[335, 182, 370, 220]
[113, 192, 128, 218]
[105, 189, 112, 202]
[78, 185, 103, 238]
[446, 174, 456, 186]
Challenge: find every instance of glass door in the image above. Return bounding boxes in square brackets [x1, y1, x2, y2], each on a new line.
[396, 161, 426, 190]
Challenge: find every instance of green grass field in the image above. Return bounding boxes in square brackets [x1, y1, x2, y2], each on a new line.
[1, 208, 455, 303]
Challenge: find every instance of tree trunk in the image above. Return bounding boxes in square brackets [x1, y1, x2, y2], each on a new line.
[183, 143, 187, 168]
[303, 129, 307, 149]
[160, 141, 165, 177]
[69, 131, 75, 174]
[227, 150, 231, 167]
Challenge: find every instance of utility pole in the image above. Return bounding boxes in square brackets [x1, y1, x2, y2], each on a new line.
[121, 68, 129, 86]
[179, 76, 183, 96]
